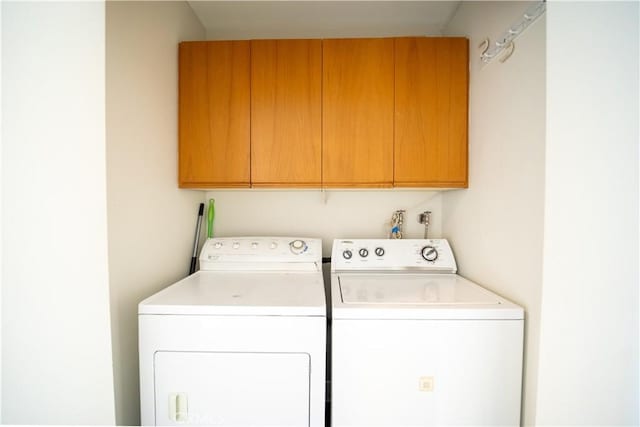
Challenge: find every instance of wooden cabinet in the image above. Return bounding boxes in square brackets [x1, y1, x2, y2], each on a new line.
[394, 37, 469, 187]
[251, 39, 322, 186]
[322, 38, 394, 187]
[178, 37, 468, 189]
[178, 41, 250, 188]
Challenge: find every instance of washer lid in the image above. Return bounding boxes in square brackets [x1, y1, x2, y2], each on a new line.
[340, 274, 500, 305]
[334, 274, 523, 320]
[139, 271, 326, 316]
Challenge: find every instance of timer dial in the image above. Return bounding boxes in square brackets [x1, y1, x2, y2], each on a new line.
[421, 245, 438, 262]
[289, 239, 307, 255]
[342, 250, 353, 260]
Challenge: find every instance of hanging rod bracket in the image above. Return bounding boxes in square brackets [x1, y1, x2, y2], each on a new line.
[480, 0, 546, 64]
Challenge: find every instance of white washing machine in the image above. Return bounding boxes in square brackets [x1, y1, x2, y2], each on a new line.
[330, 239, 524, 427]
[139, 237, 326, 427]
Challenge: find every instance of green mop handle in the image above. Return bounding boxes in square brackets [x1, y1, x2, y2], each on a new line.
[207, 199, 215, 238]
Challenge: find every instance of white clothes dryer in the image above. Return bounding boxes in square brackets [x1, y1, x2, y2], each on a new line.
[330, 239, 524, 427]
[139, 237, 326, 427]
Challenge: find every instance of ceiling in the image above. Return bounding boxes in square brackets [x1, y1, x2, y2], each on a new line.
[187, 1, 461, 39]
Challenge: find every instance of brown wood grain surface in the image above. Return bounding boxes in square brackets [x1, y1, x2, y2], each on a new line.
[179, 41, 250, 187]
[394, 37, 469, 187]
[251, 39, 322, 187]
[322, 38, 394, 187]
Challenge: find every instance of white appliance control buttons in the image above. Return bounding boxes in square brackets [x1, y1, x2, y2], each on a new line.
[200, 237, 322, 270]
[421, 245, 438, 262]
[289, 239, 308, 255]
[331, 239, 456, 272]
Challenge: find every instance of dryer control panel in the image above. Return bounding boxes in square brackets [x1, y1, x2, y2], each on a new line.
[331, 239, 457, 273]
[200, 237, 322, 271]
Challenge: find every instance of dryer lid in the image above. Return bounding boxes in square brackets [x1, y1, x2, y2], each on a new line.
[139, 271, 326, 316]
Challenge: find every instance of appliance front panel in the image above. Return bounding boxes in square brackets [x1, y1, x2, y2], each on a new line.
[332, 318, 524, 426]
[154, 351, 310, 426]
[139, 315, 326, 427]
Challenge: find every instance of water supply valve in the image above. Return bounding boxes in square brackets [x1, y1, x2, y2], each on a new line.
[418, 211, 432, 239]
[390, 210, 406, 239]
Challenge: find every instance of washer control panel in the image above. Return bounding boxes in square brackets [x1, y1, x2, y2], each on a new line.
[199, 237, 321, 271]
[331, 239, 457, 273]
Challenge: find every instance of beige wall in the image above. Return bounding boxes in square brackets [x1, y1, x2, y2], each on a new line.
[536, 2, 639, 424]
[196, 1, 457, 39]
[106, 2, 205, 424]
[442, 2, 546, 425]
[2, 2, 115, 423]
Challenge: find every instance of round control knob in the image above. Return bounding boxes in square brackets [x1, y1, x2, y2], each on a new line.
[270, 241, 278, 249]
[374, 247, 385, 257]
[289, 239, 307, 255]
[421, 245, 438, 262]
[232, 242, 240, 249]
[359, 248, 369, 258]
[251, 242, 258, 249]
[342, 250, 353, 260]
[214, 242, 223, 249]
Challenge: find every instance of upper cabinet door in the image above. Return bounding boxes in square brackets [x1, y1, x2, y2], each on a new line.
[322, 38, 394, 187]
[394, 37, 469, 187]
[179, 41, 250, 188]
[251, 39, 322, 187]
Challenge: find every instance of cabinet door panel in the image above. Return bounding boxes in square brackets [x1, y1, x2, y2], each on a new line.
[394, 37, 468, 187]
[322, 38, 394, 187]
[251, 40, 322, 186]
[179, 41, 250, 187]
